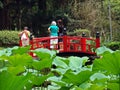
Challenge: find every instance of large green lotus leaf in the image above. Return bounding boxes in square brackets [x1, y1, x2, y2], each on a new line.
[90, 73, 109, 87]
[0, 49, 12, 56]
[62, 70, 93, 85]
[52, 81, 66, 87]
[95, 46, 113, 55]
[48, 79, 68, 90]
[30, 74, 52, 86]
[93, 51, 120, 75]
[34, 51, 51, 60]
[52, 68, 68, 75]
[79, 82, 91, 90]
[48, 76, 61, 81]
[92, 78, 108, 87]
[82, 65, 92, 71]
[7, 65, 25, 75]
[33, 48, 56, 59]
[0, 71, 33, 90]
[0, 60, 5, 68]
[12, 46, 30, 55]
[59, 87, 71, 90]
[90, 73, 108, 81]
[5, 54, 33, 67]
[0, 50, 5, 56]
[0, 57, 11, 70]
[87, 84, 105, 90]
[48, 85, 61, 90]
[109, 75, 120, 83]
[53, 56, 68, 69]
[48, 76, 66, 87]
[70, 86, 83, 90]
[54, 56, 69, 64]
[32, 59, 53, 70]
[0, 47, 18, 56]
[107, 82, 120, 90]
[24, 81, 33, 90]
[68, 56, 88, 72]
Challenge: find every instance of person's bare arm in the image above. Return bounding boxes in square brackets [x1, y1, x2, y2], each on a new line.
[18, 31, 23, 37]
[48, 28, 50, 33]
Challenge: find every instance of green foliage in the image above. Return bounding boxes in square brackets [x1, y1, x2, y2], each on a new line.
[92, 47, 120, 90]
[12, 46, 30, 55]
[105, 42, 120, 51]
[0, 46, 18, 56]
[0, 0, 120, 41]
[0, 71, 33, 90]
[68, 29, 91, 36]
[0, 46, 120, 90]
[75, 29, 91, 36]
[0, 47, 57, 89]
[62, 70, 93, 85]
[104, 0, 120, 13]
[95, 46, 113, 55]
[0, 30, 20, 46]
[93, 51, 120, 75]
[103, 0, 120, 41]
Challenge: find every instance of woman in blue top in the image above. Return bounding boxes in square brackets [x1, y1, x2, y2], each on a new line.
[48, 21, 59, 49]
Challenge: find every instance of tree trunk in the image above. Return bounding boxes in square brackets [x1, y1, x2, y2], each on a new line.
[0, 0, 10, 30]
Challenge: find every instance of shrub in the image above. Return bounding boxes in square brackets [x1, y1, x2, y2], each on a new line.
[68, 28, 91, 37]
[74, 29, 91, 36]
[106, 42, 120, 51]
[0, 30, 20, 47]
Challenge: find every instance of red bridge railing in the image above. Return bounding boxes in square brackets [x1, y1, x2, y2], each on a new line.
[20, 32, 100, 56]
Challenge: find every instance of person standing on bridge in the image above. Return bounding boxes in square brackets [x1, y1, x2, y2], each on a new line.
[48, 21, 59, 49]
[19, 26, 30, 46]
[57, 19, 67, 50]
[57, 19, 67, 36]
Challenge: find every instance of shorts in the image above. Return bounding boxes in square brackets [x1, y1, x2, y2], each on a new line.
[21, 39, 29, 46]
[50, 36, 58, 49]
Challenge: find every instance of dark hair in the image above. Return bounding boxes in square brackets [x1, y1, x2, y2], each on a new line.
[24, 26, 28, 30]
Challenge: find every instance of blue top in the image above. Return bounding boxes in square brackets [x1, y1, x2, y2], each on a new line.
[49, 25, 59, 36]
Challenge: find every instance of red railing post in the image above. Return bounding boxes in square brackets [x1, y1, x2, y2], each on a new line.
[63, 35, 67, 52]
[29, 39, 35, 57]
[96, 32, 100, 48]
[81, 32, 86, 52]
[48, 37, 50, 49]
[19, 40, 22, 46]
[30, 39, 34, 50]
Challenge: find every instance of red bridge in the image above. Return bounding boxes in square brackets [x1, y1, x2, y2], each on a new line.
[20, 32, 100, 57]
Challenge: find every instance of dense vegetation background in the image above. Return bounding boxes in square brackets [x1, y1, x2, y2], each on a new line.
[0, 0, 120, 41]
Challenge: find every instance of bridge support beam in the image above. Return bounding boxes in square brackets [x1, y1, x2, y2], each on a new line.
[81, 33, 86, 52]
[96, 32, 100, 48]
[19, 40, 22, 46]
[63, 35, 67, 52]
